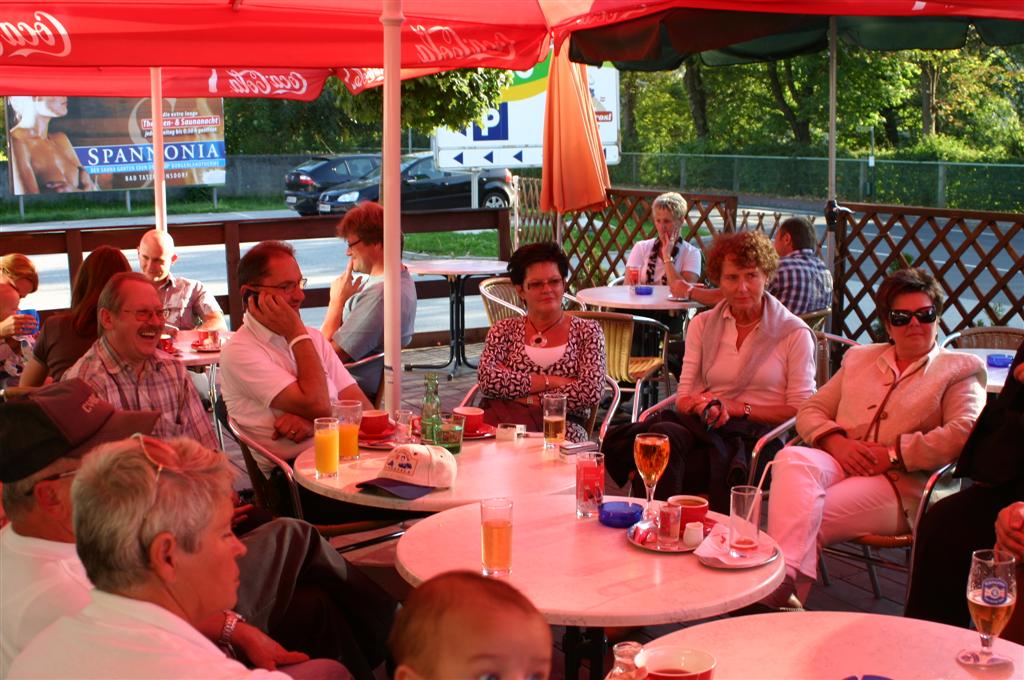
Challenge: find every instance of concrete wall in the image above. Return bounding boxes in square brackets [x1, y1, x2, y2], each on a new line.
[1, 154, 314, 206]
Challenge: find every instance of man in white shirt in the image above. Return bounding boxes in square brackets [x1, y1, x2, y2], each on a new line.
[137, 229, 227, 331]
[221, 241, 370, 463]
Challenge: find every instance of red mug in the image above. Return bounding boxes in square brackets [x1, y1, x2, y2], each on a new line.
[668, 495, 709, 525]
[453, 406, 484, 433]
[159, 334, 176, 353]
[361, 409, 390, 434]
[638, 647, 716, 680]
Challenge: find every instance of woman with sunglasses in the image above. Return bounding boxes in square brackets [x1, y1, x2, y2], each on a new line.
[476, 242, 606, 442]
[762, 267, 987, 608]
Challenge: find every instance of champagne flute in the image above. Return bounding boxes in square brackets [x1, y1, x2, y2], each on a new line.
[957, 549, 1017, 669]
[633, 433, 670, 520]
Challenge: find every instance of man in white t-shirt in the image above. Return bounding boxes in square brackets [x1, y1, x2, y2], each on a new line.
[220, 241, 371, 463]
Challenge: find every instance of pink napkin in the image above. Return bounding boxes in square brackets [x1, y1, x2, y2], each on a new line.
[693, 523, 775, 566]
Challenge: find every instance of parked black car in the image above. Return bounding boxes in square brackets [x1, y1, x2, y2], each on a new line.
[284, 154, 380, 215]
[316, 152, 513, 215]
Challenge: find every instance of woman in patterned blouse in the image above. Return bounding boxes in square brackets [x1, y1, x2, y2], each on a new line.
[477, 243, 606, 442]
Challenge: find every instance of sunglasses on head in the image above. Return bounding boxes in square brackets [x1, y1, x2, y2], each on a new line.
[888, 306, 937, 327]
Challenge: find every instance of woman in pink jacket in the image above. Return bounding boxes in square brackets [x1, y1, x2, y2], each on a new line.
[764, 268, 987, 607]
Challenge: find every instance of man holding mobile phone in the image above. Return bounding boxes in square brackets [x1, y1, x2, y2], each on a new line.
[220, 241, 371, 469]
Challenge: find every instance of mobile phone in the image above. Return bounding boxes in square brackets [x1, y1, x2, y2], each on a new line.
[242, 289, 259, 311]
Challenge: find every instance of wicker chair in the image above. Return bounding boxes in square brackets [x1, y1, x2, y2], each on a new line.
[568, 310, 670, 421]
[459, 375, 621, 445]
[478, 276, 587, 325]
[227, 417, 401, 543]
[798, 307, 831, 332]
[941, 326, 1024, 350]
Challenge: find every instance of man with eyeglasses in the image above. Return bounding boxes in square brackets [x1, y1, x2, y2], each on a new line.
[319, 202, 417, 401]
[63, 272, 218, 449]
[137, 229, 227, 331]
[221, 241, 370, 465]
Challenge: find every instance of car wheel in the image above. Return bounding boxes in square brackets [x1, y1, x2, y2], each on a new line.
[482, 191, 510, 209]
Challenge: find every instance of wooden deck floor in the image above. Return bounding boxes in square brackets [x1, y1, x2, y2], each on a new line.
[224, 342, 912, 680]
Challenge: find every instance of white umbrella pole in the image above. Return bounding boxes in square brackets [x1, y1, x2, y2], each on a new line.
[828, 17, 837, 201]
[149, 67, 168, 231]
[381, 0, 404, 411]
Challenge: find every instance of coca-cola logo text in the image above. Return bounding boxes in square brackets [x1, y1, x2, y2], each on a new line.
[223, 69, 308, 96]
[0, 11, 71, 59]
[411, 25, 515, 64]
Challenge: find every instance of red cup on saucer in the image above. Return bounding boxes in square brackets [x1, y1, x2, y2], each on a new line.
[638, 647, 716, 680]
[361, 409, 390, 435]
[453, 406, 484, 434]
[668, 495, 709, 525]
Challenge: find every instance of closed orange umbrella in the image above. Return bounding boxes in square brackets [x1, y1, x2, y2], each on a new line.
[540, 47, 611, 214]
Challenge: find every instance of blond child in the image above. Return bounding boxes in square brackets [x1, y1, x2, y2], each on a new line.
[389, 571, 552, 680]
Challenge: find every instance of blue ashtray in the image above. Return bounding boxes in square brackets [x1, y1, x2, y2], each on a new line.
[988, 354, 1013, 369]
[634, 285, 653, 296]
[599, 501, 644, 528]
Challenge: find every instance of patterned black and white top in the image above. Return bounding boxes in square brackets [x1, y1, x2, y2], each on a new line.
[477, 316, 607, 442]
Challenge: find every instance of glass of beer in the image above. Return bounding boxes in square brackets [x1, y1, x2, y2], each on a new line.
[312, 417, 339, 479]
[633, 433, 670, 520]
[957, 549, 1017, 668]
[334, 400, 362, 461]
[480, 498, 513, 577]
[728, 485, 762, 558]
[542, 393, 567, 449]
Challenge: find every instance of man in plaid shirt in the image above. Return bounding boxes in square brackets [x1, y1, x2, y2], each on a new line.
[769, 217, 833, 315]
[63, 272, 218, 449]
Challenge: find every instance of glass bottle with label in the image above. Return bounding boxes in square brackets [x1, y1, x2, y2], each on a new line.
[420, 373, 442, 444]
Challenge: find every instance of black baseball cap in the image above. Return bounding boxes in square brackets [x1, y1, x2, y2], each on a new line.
[0, 379, 159, 483]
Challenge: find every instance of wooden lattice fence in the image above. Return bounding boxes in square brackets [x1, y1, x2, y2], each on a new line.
[834, 203, 1024, 341]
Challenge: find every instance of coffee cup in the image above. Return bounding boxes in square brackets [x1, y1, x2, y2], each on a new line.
[453, 406, 484, 433]
[668, 495, 709, 525]
[637, 647, 716, 680]
[361, 409, 390, 434]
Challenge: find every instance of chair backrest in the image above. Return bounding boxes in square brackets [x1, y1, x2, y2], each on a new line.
[567, 310, 636, 382]
[813, 331, 859, 388]
[227, 417, 305, 521]
[479, 277, 525, 325]
[343, 351, 386, 408]
[799, 307, 831, 332]
[941, 326, 1024, 350]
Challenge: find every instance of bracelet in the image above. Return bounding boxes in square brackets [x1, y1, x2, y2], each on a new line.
[543, 375, 550, 391]
[288, 334, 312, 351]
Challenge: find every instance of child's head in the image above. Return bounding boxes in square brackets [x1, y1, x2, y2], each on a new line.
[390, 571, 552, 680]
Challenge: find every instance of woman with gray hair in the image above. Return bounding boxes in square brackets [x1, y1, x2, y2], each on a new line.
[624, 192, 702, 289]
[8, 435, 306, 678]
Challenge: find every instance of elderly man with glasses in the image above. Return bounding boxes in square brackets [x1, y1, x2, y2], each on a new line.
[221, 241, 370, 465]
[62, 272, 217, 449]
[319, 202, 417, 402]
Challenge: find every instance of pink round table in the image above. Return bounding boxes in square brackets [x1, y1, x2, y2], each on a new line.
[575, 285, 701, 312]
[645, 610, 1024, 679]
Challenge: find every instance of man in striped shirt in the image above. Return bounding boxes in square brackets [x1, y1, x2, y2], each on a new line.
[769, 217, 834, 315]
[63, 272, 218, 450]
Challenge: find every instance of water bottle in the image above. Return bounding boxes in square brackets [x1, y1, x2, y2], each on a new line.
[420, 373, 442, 444]
[604, 641, 647, 679]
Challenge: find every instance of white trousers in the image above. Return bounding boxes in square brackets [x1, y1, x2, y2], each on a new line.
[766, 446, 910, 581]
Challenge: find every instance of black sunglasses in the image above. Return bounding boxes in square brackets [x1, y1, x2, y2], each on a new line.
[888, 306, 937, 327]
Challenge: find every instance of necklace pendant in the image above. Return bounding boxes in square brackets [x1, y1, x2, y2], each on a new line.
[531, 333, 548, 347]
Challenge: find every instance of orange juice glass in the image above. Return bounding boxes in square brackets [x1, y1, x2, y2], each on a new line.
[334, 400, 362, 460]
[313, 418, 339, 479]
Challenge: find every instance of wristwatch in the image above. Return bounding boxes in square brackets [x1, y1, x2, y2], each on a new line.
[887, 446, 899, 468]
[219, 610, 245, 647]
[743, 402, 752, 419]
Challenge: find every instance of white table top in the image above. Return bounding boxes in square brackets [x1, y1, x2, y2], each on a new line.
[395, 495, 785, 627]
[949, 347, 1011, 394]
[405, 259, 508, 277]
[646, 611, 1024, 679]
[172, 329, 229, 367]
[575, 285, 701, 312]
[293, 435, 575, 512]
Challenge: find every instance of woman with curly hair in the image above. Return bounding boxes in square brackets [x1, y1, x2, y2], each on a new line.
[604, 231, 816, 511]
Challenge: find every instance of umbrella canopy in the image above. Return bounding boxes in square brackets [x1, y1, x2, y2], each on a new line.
[540, 48, 611, 214]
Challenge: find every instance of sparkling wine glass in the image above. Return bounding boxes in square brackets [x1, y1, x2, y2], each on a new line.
[957, 549, 1017, 669]
[633, 433, 670, 520]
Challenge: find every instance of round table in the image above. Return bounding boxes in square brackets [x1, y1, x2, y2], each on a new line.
[949, 347, 1010, 394]
[645, 610, 1024, 679]
[293, 435, 574, 513]
[395, 495, 784, 680]
[575, 285, 701, 312]
[404, 259, 508, 377]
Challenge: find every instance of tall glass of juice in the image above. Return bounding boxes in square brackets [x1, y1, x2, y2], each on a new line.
[313, 417, 339, 479]
[335, 400, 362, 461]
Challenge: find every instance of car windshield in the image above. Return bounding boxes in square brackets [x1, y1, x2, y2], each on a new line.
[357, 155, 424, 182]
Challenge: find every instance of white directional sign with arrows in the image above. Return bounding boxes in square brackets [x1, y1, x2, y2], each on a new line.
[432, 56, 619, 170]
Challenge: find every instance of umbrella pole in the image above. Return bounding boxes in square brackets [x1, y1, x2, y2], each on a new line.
[381, 0, 404, 411]
[828, 17, 837, 202]
[149, 67, 168, 232]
